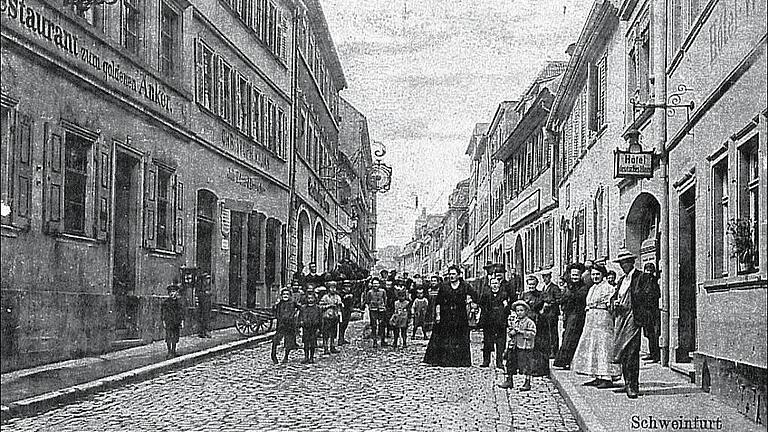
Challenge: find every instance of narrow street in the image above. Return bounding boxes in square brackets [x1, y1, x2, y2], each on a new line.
[3, 323, 578, 432]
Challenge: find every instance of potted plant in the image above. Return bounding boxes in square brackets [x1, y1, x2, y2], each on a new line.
[727, 218, 755, 273]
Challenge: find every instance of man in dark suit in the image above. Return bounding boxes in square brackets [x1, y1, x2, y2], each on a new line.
[641, 263, 661, 363]
[611, 249, 655, 399]
[492, 264, 517, 304]
[539, 271, 561, 358]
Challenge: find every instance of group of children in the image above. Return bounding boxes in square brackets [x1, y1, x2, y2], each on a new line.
[363, 277, 431, 349]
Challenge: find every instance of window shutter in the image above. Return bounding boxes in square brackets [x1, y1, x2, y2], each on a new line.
[94, 138, 111, 241]
[195, 39, 204, 105]
[173, 174, 184, 254]
[217, 56, 225, 117]
[598, 55, 607, 128]
[1, 109, 15, 227]
[143, 157, 157, 249]
[43, 122, 64, 234]
[279, 10, 288, 62]
[588, 62, 598, 132]
[13, 112, 33, 229]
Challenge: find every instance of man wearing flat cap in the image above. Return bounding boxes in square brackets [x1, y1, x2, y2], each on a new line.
[611, 248, 655, 399]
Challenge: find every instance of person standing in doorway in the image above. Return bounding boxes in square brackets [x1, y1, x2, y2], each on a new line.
[553, 263, 588, 369]
[611, 249, 655, 399]
[196, 273, 213, 338]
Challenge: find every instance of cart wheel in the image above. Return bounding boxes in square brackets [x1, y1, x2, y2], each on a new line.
[266, 318, 275, 332]
[256, 318, 271, 334]
[235, 312, 258, 337]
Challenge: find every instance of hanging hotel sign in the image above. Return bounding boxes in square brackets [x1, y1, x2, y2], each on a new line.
[509, 190, 540, 227]
[614, 150, 654, 178]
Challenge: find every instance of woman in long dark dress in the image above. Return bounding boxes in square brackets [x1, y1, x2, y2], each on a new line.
[520, 275, 551, 377]
[423, 265, 477, 367]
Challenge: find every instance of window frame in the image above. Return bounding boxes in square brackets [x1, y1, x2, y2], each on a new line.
[159, 1, 181, 78]
[122, 0, 143, 56]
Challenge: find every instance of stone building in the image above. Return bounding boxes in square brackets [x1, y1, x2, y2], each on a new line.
[1, 0, 295, 370]
[288, 0, 346, 277]
[465, 122, 489, 280]
[441, 179, 470, 273]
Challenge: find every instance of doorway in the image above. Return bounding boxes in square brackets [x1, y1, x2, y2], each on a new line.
[677, 187, 697, 362]
[228, 212, 244, 306]
[247, 212, 264, 308]
[113, 151, 140, 339]
[196, 190, 217, 278]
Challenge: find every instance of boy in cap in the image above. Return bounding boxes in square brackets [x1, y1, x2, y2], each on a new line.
[272, 288, 300, 364]
[299, 292, 321, 363]
[338, 279, 355, 345]
[162, 283, 185, 359]
[500, 300, 537, 391]
[319, 281, 343, 354]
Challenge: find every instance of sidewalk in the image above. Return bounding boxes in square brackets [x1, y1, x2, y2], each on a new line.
[1, 326, 273, 421]
[550, 360, 764, 432]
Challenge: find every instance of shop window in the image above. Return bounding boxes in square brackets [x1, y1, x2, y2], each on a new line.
[195, 40, 215, 111]
[159, 2, 180, 78]
[143, 160, 183, 252]
[738, 135, 760, 269]
[1, 104, 33, 230]
[712, 157, 729, 278]
[122, 0, 143, 55]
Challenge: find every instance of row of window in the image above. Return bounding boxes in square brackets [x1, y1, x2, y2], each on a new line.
[195, 39, 288, 159]
[296, 16, 340, 117]
[220, 0, 290, 64]
[0, 105, 182, 252]
[71, 1, 182, 79]
[504, 128, 551, 201]
[296, 109, 336, 190]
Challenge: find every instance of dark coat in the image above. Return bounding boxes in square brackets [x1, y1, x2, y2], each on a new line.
[273, 300, 299, 330]
[539, 282, 562, 319]
[161, 297, 185, 327]
[478, 290, 509, 330]
[560, 280, 588, 316]
[612, 269, 656, 327]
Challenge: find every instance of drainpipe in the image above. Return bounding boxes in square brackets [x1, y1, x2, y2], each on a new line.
[655, 0, 671, 367]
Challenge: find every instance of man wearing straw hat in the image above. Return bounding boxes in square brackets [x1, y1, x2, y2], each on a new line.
[610, 248, 654, 399]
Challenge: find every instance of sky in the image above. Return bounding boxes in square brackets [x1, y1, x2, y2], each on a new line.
[322, 0, 593, 249]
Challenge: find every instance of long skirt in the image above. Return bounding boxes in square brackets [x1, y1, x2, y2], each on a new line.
[423, 321, 471, 367]
[528, 320, 551, 377]
[554, 311, 586, 367]
[571, 308, 621, 380]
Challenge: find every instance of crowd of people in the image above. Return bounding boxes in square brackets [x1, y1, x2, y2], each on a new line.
[161, 251, 661, 400]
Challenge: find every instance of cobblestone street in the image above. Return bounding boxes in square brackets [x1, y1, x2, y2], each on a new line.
[3, 322, 578, 432]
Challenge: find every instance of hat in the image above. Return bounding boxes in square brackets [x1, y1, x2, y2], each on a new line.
[166, 284, 180, 292]
[511, 300, 530, 311]
[483, 261, 494, 270]
[342, 279, 353, 285]
[541, 270, 552, 276]
[491, 263, 506, 274]
[613, 248, 637, 263]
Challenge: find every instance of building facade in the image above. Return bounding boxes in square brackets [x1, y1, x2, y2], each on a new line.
[0, 0, 295, 370]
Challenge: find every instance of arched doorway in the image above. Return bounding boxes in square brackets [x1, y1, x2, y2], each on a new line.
[297, 210, 310, 272]
[313, 222, 325, 273]
[625, 192, 661, 267]
[196, 190, 218, 277]
[327, 239, 335, 273]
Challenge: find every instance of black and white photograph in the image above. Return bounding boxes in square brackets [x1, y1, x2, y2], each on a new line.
[1, 0, 766, 430]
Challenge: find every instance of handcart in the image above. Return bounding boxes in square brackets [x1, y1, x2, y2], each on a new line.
[215, 304, 275, 337]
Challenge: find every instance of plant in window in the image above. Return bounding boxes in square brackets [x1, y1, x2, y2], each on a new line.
[727, 218, 755, 272]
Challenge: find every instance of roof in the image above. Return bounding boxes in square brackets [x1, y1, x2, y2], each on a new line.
[465, 123, 490, 155]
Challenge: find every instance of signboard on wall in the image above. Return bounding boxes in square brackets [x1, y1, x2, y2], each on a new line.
[509, 190, 540, 227]
[614, 150, 654, 178]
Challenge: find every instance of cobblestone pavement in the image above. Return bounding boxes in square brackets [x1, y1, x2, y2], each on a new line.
[3, 323, 579, 432]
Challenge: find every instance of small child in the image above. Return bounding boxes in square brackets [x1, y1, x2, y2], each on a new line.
[161, 284, 185, 359]
[272, 288, 299, 364]
[390, 289, 410, 348]
[319, 281, 343, 355]
[364, 278, 388, 347]
[499, 300, 536, 391]
[411, 288, 429, 339]
[298, 293, 321, 364]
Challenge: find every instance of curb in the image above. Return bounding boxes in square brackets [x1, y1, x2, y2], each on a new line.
[549, 369, 608, 432]
[1, 332, 274, 423]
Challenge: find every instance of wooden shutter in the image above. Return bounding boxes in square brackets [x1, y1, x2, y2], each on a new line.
[598, 55, 607, 128]
[173, 174, 184, 254]
[195, 39, 204, 105]
[588, 62, 598, 132]
[13, 112, 33, 229]
[43, 122, 65, 234]
[143, 157, 157, 249]
[94, 138, 111, 241]
[1, 109, 15, 227]
[279, 9, 288, 62]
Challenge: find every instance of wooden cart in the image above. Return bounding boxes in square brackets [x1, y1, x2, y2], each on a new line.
[215, 304, 275, 337]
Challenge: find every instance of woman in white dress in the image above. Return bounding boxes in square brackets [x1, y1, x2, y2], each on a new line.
[571, 263, 622, 388]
